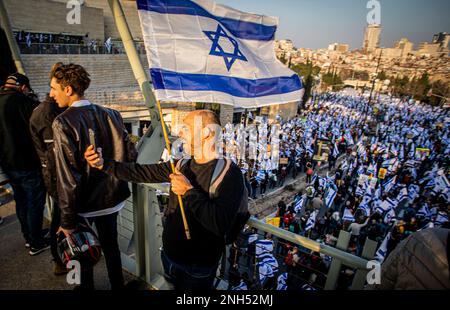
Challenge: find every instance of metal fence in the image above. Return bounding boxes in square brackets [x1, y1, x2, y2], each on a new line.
[120, 182, 377, 290]
[17, 42, 147, 55]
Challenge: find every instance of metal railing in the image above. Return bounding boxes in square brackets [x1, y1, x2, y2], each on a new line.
[17, 42, 147, 55]
[121, 182, 377, 290]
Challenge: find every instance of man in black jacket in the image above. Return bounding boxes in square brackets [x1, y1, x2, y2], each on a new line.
[49, 63, 137, 290]
[0, 73, 48, 255]
[85, 110, 245, 291]
[30, 93, 67, 274]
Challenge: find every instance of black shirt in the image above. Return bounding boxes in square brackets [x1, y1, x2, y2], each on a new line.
[0, 87, 40, 171]
[104, 158, 245, 267]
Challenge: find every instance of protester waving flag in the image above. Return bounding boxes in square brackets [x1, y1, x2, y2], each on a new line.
[294, 194, 305, 213]
[277, 273, 288, 290]
[343, 208, 355, 222]
[375, 232, 391, 263]
[305, 210, 317, 231]
[137, 0, 303, 107]
[325, 187, 337, 209]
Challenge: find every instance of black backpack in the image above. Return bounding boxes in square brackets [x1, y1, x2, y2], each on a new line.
[176, 158, 250, 244]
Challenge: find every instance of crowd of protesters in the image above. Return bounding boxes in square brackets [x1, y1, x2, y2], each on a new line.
[226, 92, 450, 290]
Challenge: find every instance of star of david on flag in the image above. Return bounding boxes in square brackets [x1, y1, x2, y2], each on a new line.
[203, 24, 247, 71]
[137, 0, 304, 107]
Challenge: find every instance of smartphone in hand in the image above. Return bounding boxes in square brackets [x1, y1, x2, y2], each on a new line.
[89, 128, 96, 150]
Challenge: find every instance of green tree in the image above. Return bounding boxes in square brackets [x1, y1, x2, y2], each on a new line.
[322, 72, 343, 91]
[290, 61, 321, 103]
[428, 80, 449, 106]
[377, 70, 387, 81]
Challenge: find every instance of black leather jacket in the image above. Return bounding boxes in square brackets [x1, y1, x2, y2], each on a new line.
[52, 103, 137, 229]
[30, 96, 67, 198]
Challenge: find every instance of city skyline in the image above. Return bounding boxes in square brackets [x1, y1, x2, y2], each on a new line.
[216, 0, 450, 50]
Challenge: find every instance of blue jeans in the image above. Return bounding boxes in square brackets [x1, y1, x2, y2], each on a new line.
[6, 170, 46, 248]
[161, 251, 218, 291]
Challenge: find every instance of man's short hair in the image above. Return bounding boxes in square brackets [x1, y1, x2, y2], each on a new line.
[50, 63, 91, 96]
[193, 110, 221, 127]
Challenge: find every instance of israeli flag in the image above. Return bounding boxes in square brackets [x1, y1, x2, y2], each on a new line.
[435, 212, 449, 227]
[332, 142, 339, 157]
[358, 203, 371, 217]
[294, 195, 305, 213]
[305, 210, 317, 231]
[257, 252, 278, 284]
[345, 132, 354, 146]
[340, 160, 348, 172]
[376, 198, 397, 214]
[248, 233, 259, 244]
[355, 185, 365, 197]
[256, 239, 273, 256]
[325, 188, 337, 209]
[416, 204, 431, 219]
[375, 232, 391, 263]
[383, 208, 396, 224]
[382, 158, 396, 168]
[231, 279, 248, 290]
[408, 184, 420, 202]
[277, 273, 288, 291]
[137, 0, 303, 107]
[343, 208, 355, 222]
[383, 176, 397, 193]
[255, 170, 266, 183]
[396, 187, 409, 204]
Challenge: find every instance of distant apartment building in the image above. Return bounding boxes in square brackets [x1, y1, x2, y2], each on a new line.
[363, 24, 381, 53]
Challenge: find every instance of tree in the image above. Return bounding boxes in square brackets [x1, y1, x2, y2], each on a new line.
[322, 72, 343, 91]
[377, 70, 387, 81]
[290, 61, 321, 103]
[428, 80, 449, 106]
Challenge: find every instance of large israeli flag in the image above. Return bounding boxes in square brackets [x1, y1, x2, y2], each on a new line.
[137, 0, 304, 107]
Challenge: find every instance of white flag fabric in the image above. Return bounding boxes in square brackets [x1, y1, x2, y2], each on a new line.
[343, 208, 355, 222]
[305, 210, 317, 231]
[137, 0, 303, 107]
[375, 232, 391, 263]
[277, 273, 288, 290]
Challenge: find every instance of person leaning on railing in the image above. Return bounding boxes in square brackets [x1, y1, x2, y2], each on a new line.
[84, 110, 246, 291]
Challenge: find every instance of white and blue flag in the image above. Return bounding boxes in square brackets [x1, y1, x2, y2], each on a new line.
[343, 208, 355, 222]
[231, 279, 248, 290]
[137, 0, 304, 107]
[325, 188, 337, 209]
[277, 273, 288, 290]
[305, 210, 317, 231]
[375, 232, 391, 263]
[294, 195, 305, 213]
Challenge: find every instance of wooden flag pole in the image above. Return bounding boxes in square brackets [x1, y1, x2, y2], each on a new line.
[156, 100, 191, 240]
[108, 0, 190, 239]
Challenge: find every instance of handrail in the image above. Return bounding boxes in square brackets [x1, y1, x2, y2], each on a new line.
[247, 218, 369, 270]
[143, 182, 371, 271]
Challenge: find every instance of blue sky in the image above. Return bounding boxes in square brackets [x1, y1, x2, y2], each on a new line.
[215, 0, 450, 50]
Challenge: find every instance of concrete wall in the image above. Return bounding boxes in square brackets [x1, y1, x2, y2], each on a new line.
[22, 53, 235, 127]
[22, 54, 148, 106]
[4, 0, 104, 41]
[85, 0, 143, 40]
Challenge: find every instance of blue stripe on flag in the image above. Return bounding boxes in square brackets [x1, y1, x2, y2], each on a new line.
[150, 68, 302, 98]
[137, 0, 277, 41]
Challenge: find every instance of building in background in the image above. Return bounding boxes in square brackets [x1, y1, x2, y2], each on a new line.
[328, 43, 349, 53]
[363, 24, 381, 53]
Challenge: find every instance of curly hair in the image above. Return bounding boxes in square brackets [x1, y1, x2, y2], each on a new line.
[49, 63, 91, 96]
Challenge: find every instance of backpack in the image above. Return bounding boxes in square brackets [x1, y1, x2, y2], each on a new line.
[176, 158, 250, 245]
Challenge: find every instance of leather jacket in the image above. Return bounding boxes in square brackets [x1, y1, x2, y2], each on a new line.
[52, 103, 137, 229]
[30, 96, 67, 198]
